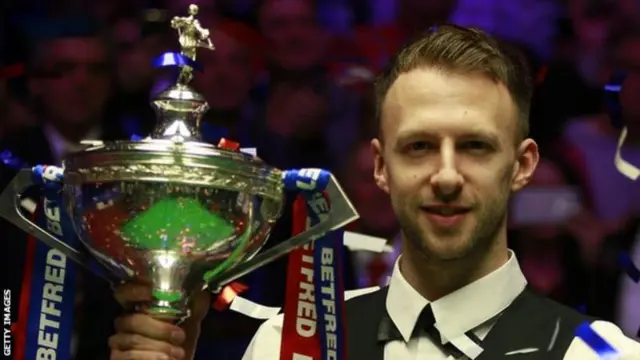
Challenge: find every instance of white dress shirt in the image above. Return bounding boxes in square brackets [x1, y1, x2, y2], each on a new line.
[242, 251, 640, 360]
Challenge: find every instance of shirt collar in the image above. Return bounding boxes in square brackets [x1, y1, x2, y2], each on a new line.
[386, 250, 527, 343]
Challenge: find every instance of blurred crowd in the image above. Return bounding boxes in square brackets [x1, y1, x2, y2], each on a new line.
[2, 0, 640, 359]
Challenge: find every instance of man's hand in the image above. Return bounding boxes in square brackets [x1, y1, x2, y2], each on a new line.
[109, 283, 211, 360]
[110, 312, 186, 360]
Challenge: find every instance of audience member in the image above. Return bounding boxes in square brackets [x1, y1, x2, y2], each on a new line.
[111, 13, 169, 136]
[602, 70, 640, 339]
[353, 0, 457, 70]
[450, 0, 561, 61]
[563, 32, 640, 225]
[4, 16, 124, 165]
[0, 16, 133, 360]
[589, 217, 640, 338]
[508, 155, 592, 308]
[194, 21, 261, 142]
[0, 63, 33, 139]
[241, 0, 360, 171]
[339, 139, 399, 288]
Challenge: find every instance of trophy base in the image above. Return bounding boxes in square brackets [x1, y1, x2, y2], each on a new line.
[144, 306, 191, 323]
[136, 290, 191, 323]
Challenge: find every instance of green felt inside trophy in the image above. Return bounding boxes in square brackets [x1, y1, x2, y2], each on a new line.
[120, 197, 235, 250]
[153, 290, 183, 302]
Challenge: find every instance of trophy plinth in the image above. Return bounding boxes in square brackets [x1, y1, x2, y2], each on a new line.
[0, 3, 358, 323]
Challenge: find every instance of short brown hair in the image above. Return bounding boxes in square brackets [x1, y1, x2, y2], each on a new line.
[374, 24, 533, 142]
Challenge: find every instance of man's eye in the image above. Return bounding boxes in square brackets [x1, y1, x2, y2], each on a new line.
[405, 141, 433, 154]
[42, 63, 74, 78]
[460, 141, 491, 152]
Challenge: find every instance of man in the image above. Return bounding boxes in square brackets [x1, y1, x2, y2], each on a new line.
[193, 20, 258, 142]
[110, 13, 169, 137]
[0, 53, 33, 140]
[450, 0, 561, 62]
[339, 139, 400, 289]
[2, 16, 127, 166]
[108, 25, 640, 359]
[242, 0, 360, 171]
[0, 16, 134, 360]
[354, 0, 457, 71]
[562, 33, 640, 337]
[615, 69, 640, 338]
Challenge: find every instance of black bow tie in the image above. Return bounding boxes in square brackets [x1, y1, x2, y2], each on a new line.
[377, 304, 482, 359]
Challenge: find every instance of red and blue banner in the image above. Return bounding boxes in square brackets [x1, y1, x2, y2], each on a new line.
[280, 169, 348, 360]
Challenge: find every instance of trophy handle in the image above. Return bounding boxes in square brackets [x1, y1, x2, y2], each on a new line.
[0, 169, 90, 266]
[209, 174, 358, 291]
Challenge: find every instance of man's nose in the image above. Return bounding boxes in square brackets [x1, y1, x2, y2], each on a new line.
[71, 66, 91, 86]
[430, 143, 463, 199]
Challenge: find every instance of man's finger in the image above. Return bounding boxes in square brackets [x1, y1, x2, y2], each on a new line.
[110, 349, 172, 360]
[108, 333, 185, 359]
[114, 314, 186, 344]
[113, 283, 153, 306]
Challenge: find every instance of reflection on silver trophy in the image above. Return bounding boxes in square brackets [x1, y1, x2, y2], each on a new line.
[0, 4, 357, 322]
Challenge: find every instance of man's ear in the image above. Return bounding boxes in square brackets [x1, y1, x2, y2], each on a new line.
[511, 138, 539, 192]
[371, 138, 389, 193]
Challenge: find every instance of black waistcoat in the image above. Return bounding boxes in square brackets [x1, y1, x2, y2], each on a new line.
[345, 287, 595, 360]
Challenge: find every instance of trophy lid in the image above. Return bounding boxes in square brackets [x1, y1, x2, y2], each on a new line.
[62, 4, 283, 201]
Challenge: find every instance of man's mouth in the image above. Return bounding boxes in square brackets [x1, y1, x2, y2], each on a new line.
[421, 205, 471, 216]
[420, 205, 470, 227]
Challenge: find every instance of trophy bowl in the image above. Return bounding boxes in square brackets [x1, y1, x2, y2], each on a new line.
[61, 139, 284, 320]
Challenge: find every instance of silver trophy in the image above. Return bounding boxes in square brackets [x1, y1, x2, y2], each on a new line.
[0, 4, 357, 321]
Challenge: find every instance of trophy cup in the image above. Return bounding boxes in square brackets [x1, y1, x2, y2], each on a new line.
[0, 5, 357, 322]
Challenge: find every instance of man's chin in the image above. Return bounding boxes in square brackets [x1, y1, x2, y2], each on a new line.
[421, 237, 475, 261]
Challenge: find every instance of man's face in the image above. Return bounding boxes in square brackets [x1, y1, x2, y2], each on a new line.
[260, 0, 325, 71]
[31, 37, 110, 126]
[372, 68, 537, 260]
[114, 19, 164, 93]
[194, 29, 252, 110]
